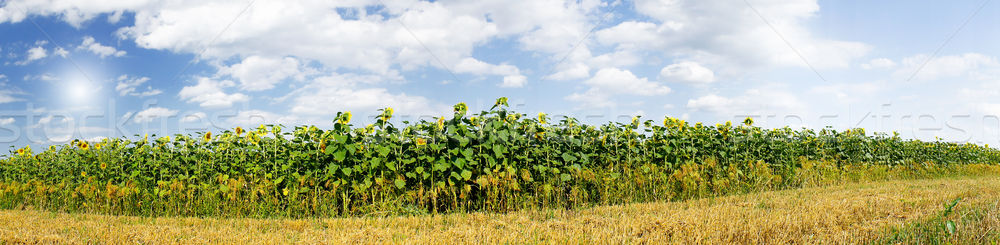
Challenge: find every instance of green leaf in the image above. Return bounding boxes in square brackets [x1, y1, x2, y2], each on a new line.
[461, 170, 472, 181]
[561, 152, 577, 162]
[560, 173, 571, 182]
[394, 179, 406, 189]
[334, 149, 347, 162]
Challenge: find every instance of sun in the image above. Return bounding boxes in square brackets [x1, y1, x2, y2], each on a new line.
[54, 62, 106, 107]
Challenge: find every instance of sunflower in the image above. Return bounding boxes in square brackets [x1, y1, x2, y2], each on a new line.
[339, 111, 352, 125]
[247, 132, 259, 145]
[454, 102, 468, 115]
[743, 117, 754, 126]
[365, 124, 374, 135]
[382, 107, 394, 121]
[16, 148, 24, 156]
[631, 116, 639, 126]
[415, 138, 427, 146]
[81, 171, 87, 177]
[537, 112, 547, 124]
[437, 117, 445, 131]
[319, 141, 327, 152]
[493, 97, 508, 109]
[99, 163, 107, 170]
[235, 126, 244, 136]
[78, 141, 89, 150]
[203, 131, 212, 142]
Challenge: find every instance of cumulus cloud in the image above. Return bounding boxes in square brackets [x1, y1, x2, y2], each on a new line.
[286, 73, 450, 122]
[895, 53, 1000, 81]
[566, 68, 670, 108]
[178, 77, 249, 109]
[0, 0, 879, 124]
[544, 63, 590, 81]
[660, 61, 715, 84]
[0, 117, 14, 126]
[453, 57, 527, 87]
[861, 58, 896, 70]
[115, 75, 162, 97]
[180, 112, 207, 123]
[687, 88, 805, 117]
[133, 107, 178, 123]
[600, 0, 870, 72]
[0, 1, 153, 27]
[15, 46, 47, 65]
[53, 47, 69, 58]
[79, 36, 126, 58]
[220, 56, 306, 91]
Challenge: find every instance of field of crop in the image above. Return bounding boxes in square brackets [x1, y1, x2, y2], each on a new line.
[2, 174, 999, 243]
[1, 98, 999, 218]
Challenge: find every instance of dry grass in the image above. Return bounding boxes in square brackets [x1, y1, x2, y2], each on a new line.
[1, 175, 999, 244]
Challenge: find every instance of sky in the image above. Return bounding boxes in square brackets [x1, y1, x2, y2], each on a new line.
[1, 0, 1000, 151]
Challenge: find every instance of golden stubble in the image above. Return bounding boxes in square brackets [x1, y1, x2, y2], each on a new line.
[1, 176, 998, 244]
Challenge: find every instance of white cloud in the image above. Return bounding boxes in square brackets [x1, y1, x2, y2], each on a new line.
[0, 75, 21, 103]
[0, 117, 14, 126]
[544, 63, 590, 81]
[452, 57, 527, 87]
[660, 61, 715, 84]
[286, 73, 449, 122]
[566, 68, 670, 108]
[115, 75, 162, 97]
[181, 112, 207, 123]
[583, 68, 671, 95]
[501, 75, 527, 88]
[30, 115, 110, 143]
[178, 77, 249, 109]
[15, 46, 47, 65]
[0, 1, 153, 27]
[686, 94, 733, 113]
[221, 55, 306, 91]
[23, 73, 58, 82]
[687, 87, 805, 116]
[810, 82, 882, 102]
[53, 47, 69, 58]
[110, 1, 505, 75]
[861, 58, 896, 69]
[0, 92, 17, 104]
[79, 36, 126, 58]
[598, 0, 870, 73]
[895, 53, 1000, 81]
[226, 110, 301, 127]
[133, 107, 178, 123]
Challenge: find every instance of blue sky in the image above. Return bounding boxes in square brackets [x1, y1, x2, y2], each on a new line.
[1, 0, 1000, 151]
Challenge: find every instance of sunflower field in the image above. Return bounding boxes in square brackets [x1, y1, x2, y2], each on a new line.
[1, 97, 998, 218]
